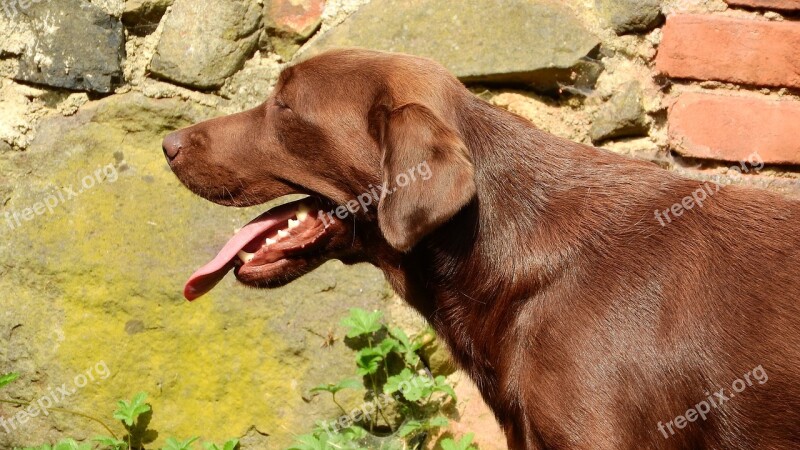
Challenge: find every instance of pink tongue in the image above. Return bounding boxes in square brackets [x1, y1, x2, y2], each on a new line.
[184, 200, 305, 301]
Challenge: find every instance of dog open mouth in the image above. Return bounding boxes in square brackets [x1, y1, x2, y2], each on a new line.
[184, 198, 348, 301]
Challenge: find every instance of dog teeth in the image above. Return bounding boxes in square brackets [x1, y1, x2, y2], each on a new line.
[277, 229, 290, 239]
[297, 204, 310, 221]
[288, 219, 300, 229]
[265, 237, 277, 246]
[237, 250, 255, 263]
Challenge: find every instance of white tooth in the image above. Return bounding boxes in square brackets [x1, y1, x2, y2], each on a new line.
[237, 250, 254, 263]
[288, 219, 300, 229]
[297, 204, 310, 221]
[265, 238, 277, 246]
[277, 229, 290, 239]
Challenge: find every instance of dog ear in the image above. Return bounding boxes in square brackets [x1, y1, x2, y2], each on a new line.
[375, 103, 476, 252]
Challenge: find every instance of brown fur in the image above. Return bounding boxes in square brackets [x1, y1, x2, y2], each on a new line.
[164, 49, 800, 449]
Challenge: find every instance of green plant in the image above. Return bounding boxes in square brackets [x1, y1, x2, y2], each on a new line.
[203, 440, 239, 450]
[113, 392, 151, 427]
[340, 309, 383, 337]
[1, 308, 470, 450]
[290, 308, 461, 449]
[93, 437, 128, 450]
[2, 373, 238, 450]
[287, 425, 369, 450]
[440, 434, 477, 450]
[104, 391, 152, 449]
[161, 437, 199, 450]
[0, 372, 20, 389]
[18, 438, 92, 450]
[310, 379, 362, 414]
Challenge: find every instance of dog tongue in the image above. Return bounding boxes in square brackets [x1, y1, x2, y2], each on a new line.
[183, 200, 304, 301]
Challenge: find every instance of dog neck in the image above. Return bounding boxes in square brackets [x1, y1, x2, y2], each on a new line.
[371, 97, 592, 417]
[374, 94, 679, 421]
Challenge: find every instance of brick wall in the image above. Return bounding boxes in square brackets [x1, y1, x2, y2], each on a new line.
[656, 2, 800, 166]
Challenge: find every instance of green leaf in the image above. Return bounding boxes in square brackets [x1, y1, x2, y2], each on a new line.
[396, 420, 423, 437]
[374, 338, 397, 358]
[287, 434, 327, 450]
[427, 415, 449, 428]
[355, 348, 383, 376]
[52, 439, 92, 450]
[433, 375, 458, 402]
[203, 439, 238, 450]
[340, 308, 383, 338]
[388, 328, 422, 366]
[162, 437, 199, 450]
[324, 426, 370, 450]
[0, 372, 20, 389]
[338, 425, 368, 442]
[440, 434, 476, 450]
[389, 327, 411, 346]
[354, 338, 395, 377]
[384, 369, 433, 401]
[222, 440, 239, 450]
[384, 368, 413, 394]
[113, 391, 151, 427]
[292, 425, 370, 450]
[310, 379, 362, 395]
[94, 436, 128, 450]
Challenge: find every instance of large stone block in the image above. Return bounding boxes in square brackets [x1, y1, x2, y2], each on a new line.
[150, 0, 262, 89]
[0, 93, 394, 448]
[304, 0, 601, 91]
[10, 0, 125, 94]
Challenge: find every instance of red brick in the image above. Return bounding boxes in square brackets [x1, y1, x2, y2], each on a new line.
[668, 93, 800, 165]
[267, 0, 326, 39]
[726, 0, 800, 10]
[656, 14, 800, 90]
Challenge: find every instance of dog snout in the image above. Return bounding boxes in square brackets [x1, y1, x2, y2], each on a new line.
[162, 130, 185, 163]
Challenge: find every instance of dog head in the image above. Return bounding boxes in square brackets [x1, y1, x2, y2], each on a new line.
[164, 49, 476, 300]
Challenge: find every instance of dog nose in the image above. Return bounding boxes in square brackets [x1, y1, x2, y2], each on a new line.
[162, 131, 184, 162]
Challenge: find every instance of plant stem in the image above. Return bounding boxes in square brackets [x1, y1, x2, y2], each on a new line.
[380, 363, 395, 433]
[382, 364, 390, 386]
[331, 392, 348, 416]
[364, 334, 395, 433]
[377, 399, 394, 433]
[366, 375, 377, 432]
[365, 336, 376, 432]
[368, 373, 393, 433]
[0, 398, 118, 439]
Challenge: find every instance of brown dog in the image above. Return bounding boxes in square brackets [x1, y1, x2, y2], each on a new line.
[163, 49, 800, 449]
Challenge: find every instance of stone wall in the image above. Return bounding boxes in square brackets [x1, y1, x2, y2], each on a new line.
[0, 0, 798, 449]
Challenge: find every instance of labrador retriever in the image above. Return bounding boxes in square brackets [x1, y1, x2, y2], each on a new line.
[163, 49, 800, 449]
